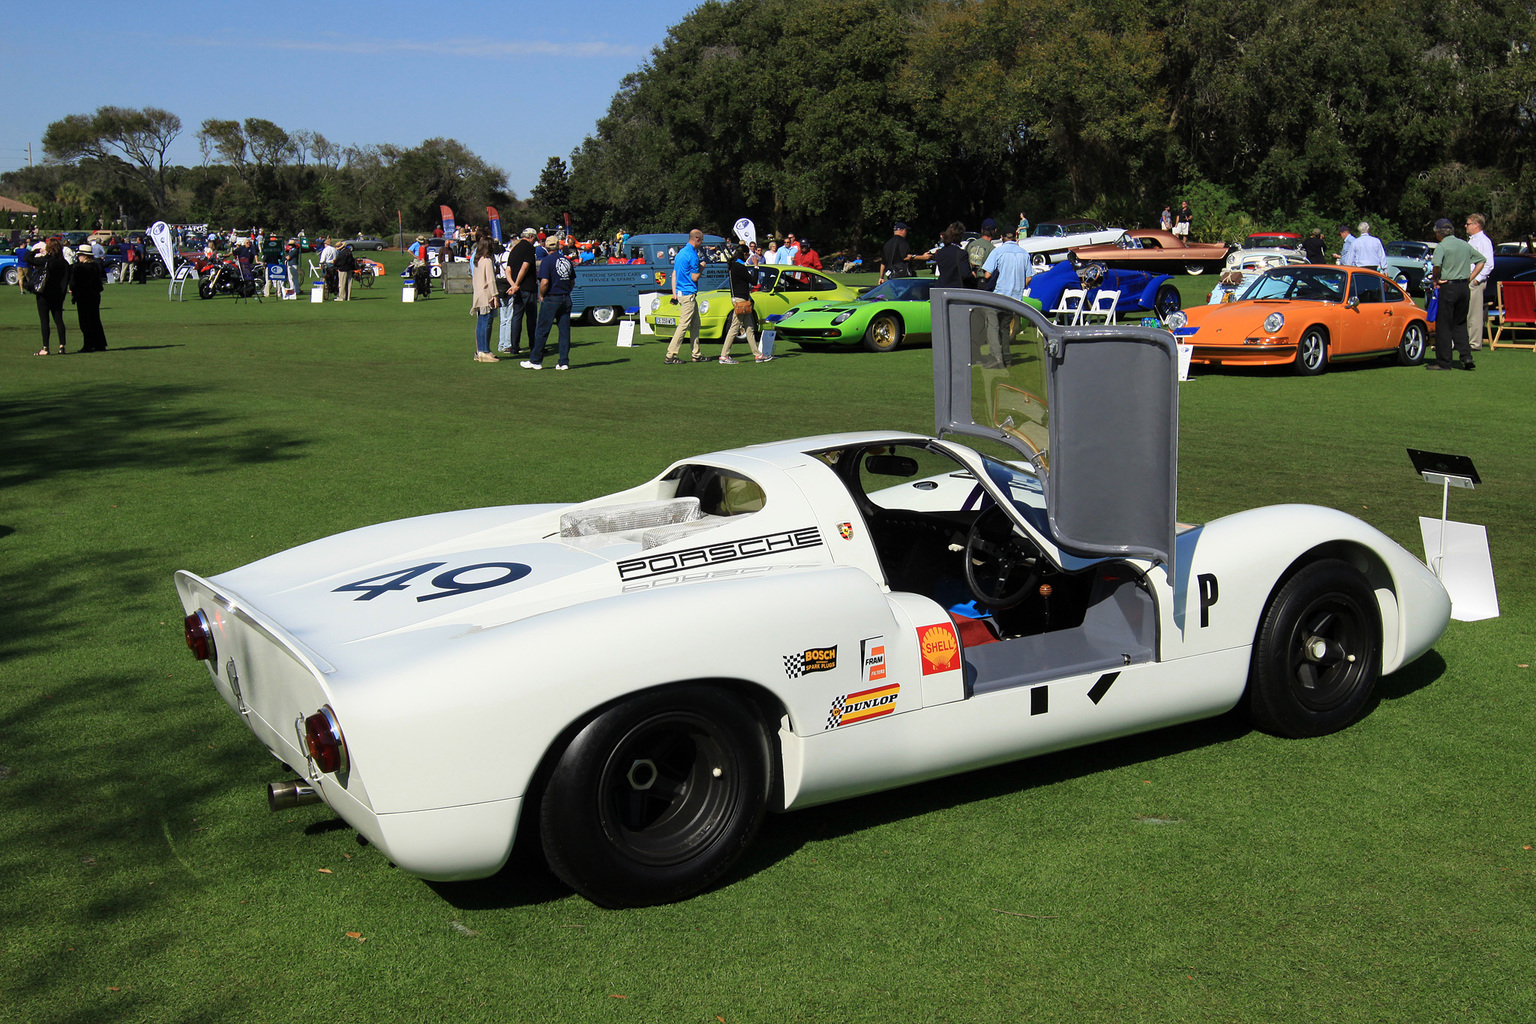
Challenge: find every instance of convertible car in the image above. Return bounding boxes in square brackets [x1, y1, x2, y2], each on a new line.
[176, 290, 1450, 908]
[643, 263, 861, 342]
[1018, 219, 1124, 269]
[1069, 229, 1231, 275]
[1025, 260, 1184, 321]
[1168, 264, 1430, 374]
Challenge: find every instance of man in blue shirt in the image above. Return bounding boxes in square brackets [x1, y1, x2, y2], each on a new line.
[979, 229, 1034, 365]
[1346, 221, 1388, 273]
[523, 240, 577, 370]
[664, 229, 706, 363]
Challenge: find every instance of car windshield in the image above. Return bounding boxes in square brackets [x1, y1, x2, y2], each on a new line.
[1238, 266, 1347, 302]
[977, 453, 1049, 530]
[860, 279, 931, 302]
[1032, 224, 1064, 238]
[1243, 235, 1294, 249]
[1385, 243, 1424, 258]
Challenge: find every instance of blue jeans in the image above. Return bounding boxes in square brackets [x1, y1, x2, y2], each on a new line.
[530, 293, 571, 366]
[507, 290, 538, 352]
[475, 310, 494, 354]
[498, 302, 513, 352]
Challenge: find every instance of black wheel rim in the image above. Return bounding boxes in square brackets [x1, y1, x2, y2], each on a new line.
[597, 711, 741, 866]
[1281, 591, 1372, 712]
[1155, 287, 1180, 317]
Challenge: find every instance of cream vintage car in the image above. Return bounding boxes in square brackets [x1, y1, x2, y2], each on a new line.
[175, 290, 1451, 907]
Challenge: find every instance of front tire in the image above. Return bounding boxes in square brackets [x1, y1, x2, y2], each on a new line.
[2, 267, 17, 286]
[198, 277, 215, 300]
[1247, 560, 1381, 738]
[1294, 327, 1327, 375]
[540, 686, 771, 907]
[863, 311, 904, 352]
[1397, 320, 1427, 365]
[586, 305, 619, 326]
[1153, 283, 1182, 319]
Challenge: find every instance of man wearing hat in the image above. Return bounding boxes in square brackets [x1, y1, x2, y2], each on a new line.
[880, 222, 930, 282]
[333, 239, 355, 301]
[967, 220, 998, 282]
[1427, 217, 1485, 371]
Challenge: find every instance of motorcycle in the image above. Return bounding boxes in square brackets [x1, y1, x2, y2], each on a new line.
[197, 256, 259, 299]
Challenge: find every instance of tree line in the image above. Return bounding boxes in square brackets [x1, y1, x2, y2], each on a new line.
[3, 108, 533, 236]
[10, 0, 1533, 250]
[562, 0, 1535, 248]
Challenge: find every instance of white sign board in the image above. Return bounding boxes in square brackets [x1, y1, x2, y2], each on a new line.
[616, 320, 636, 347]
[1177, 343, 1193, 381]
[1419, 517, 1499, 621]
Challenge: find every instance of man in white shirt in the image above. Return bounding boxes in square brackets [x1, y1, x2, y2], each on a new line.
[1465, 213, 1495, 351]
[1347, 221, 1388, 273]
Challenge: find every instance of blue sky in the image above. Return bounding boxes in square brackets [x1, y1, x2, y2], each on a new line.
[0, 0, 704, 198]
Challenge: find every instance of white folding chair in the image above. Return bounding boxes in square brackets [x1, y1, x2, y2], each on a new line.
[1050, 288, 1087, 325]
[307, 258, 324, 283]
[1080, 290, 1120, 325]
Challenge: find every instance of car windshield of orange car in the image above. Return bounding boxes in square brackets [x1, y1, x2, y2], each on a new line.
[1240, 266, 1346, 302]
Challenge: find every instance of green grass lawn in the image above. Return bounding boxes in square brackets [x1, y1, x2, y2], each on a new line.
[2, 260, 1533, 1023]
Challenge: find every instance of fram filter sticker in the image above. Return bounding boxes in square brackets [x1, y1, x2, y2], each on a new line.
[860, 636, 886, 683]
[826, 683, 900, 729]
[917, 622, 960, 675]
[784, 646, 837, 679]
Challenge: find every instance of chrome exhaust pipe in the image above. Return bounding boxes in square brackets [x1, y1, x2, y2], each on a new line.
[268, 779, 320, 811]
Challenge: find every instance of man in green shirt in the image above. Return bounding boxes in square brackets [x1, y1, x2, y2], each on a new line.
[1428, 217, 1486, 371]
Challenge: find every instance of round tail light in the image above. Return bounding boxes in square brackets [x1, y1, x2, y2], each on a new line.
[184, 611, 215, 661]
[304, 706, 348, 775]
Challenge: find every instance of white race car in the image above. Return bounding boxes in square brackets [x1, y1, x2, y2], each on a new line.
[175, 291, 1451, 908]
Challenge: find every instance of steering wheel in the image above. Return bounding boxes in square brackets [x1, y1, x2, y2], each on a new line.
[963, 505, 1043, 609]
[1078, 261, 1106, 287]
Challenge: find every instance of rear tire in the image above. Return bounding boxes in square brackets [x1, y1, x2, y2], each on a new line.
[1184, 262, 1206, 275]
[1294, 327, 1327, 375]
[862, 312, 904, 352]
[2, 267, 17, 286]
[540, 686, 771, 907]
[1247, 560, 1381, 738]
[1397, 321, 1427, 365]
[586, 305, 619, 326]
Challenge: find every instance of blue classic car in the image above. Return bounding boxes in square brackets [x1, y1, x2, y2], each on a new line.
[1024, 260, 1183, 322]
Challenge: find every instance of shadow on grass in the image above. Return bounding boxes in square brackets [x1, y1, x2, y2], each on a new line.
[0, 381, 309, 489]
[430, 645, 1452, 911]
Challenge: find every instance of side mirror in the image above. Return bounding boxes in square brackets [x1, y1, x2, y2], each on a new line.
[1346, 295, 1360, 309]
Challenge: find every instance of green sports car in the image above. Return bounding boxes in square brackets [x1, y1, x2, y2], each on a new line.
[773, 278, 1044, 352]
[643, 264, 861, 341]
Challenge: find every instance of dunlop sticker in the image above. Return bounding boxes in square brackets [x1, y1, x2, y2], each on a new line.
[826, 683, 900, 729]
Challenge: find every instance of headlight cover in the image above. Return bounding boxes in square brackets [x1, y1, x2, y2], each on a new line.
[832, 311, 853, 325]
[699, 299, 710, 315]
[1262, 311, 1285, 334]
[649, 296, 661, 312]
[1165, 310, 1188, 328]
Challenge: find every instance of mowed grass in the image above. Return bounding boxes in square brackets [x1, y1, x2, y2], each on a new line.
[1, 259, 1533, 1023]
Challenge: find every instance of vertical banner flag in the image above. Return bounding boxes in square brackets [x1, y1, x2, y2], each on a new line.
[439, 205, 456, 237]
[147, 221, 176, 276]
[397, 210, 403, 251]
[733, 218, 756, 244]
[562, 212, 572, 235]
[486, 206, 501, 243]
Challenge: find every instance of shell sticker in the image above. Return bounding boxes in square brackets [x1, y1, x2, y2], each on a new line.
[917, 622, 960, 675]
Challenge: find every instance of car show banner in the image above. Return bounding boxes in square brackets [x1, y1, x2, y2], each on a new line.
[147, 221, 176, 276]
[734, 217, 756, 244]
[439, 205, 456, 237]
[486, 206, 501, 243]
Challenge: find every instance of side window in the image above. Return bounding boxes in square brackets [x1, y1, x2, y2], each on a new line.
[1350, 274, 1386, 304]
[665, 465, 766, 516]
[856, 444, 982, 514]
[804, 274, 835, 291]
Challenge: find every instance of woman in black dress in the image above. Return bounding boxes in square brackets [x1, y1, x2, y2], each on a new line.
[71, 249, 108, 352]
[30, 238, 70, 356]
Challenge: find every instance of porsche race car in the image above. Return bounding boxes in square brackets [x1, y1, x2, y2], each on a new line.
[175, 289, 1451, 908]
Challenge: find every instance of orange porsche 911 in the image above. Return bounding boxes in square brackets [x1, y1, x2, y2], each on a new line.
[1166, 265, 1429, 375]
